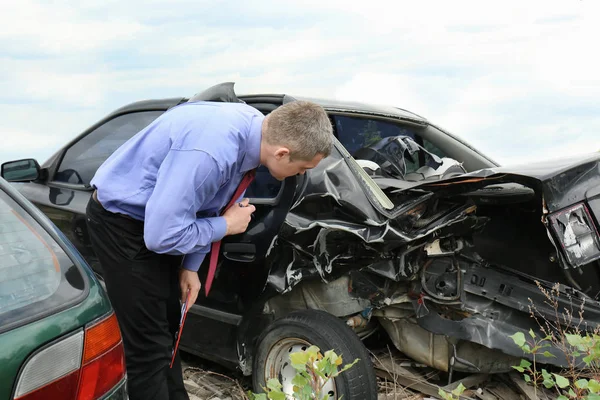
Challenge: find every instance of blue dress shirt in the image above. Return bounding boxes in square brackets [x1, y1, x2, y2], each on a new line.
[91, 101, 264, 272]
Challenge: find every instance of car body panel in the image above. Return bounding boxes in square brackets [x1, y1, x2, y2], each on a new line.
[455, 152, 600, 211]
[1, 284, 112, 399]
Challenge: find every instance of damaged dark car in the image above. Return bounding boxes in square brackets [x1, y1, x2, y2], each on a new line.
[3, 82, 600, 399]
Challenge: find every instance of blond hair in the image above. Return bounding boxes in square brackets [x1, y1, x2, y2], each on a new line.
[263, 101, 333, 160]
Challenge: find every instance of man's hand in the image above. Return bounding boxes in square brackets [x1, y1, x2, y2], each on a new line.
[179, 268, 201, 305]
[223, 198, 256, 236]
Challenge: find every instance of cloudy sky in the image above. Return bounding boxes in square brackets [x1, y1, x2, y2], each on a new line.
[1, 0, 598, 166]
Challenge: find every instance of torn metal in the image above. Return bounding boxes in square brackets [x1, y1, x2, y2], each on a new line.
[262, 136, 600, 372]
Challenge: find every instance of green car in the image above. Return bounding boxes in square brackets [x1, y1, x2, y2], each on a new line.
[0, 177, 127, 400]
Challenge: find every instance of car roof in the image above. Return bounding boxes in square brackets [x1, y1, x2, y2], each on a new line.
[106, 97, 185, 117]
[102, 91, 428, 127]
[289, 95, 428, 125]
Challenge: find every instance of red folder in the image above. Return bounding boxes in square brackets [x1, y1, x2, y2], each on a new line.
[170, 289, 191, 368]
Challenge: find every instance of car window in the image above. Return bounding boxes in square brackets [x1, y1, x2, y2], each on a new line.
[334, 138, 395, 211]
[245, 165, 282, 199]
[242, 106, 283, 200]
[334, 115, 417, 154]
[422, 139, 446, 159]
[0, 190, 85, 332]
[54, 111, 163, 186]
[333, 115, 450, 174]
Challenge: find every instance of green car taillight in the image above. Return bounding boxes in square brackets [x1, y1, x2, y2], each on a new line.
[14, 312, 125, 400]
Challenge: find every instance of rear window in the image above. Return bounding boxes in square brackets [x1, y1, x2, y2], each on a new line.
[0, 190, 86, 332]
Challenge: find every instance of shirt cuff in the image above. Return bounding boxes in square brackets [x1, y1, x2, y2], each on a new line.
[207, 216, 228, 242]
[181, 252, 207, 272]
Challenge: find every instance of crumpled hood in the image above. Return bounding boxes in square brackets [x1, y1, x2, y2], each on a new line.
[463, 152, 600, 182]
[265, 143, 600, 294]
[416, 152, 600, 213]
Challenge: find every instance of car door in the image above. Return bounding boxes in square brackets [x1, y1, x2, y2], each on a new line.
[194, 166, 300, 311]
[181, 98, 304, 363]
[183, 170, 302, 364]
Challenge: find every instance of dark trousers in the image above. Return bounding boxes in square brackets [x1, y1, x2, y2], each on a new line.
[86, 196, 189, 400]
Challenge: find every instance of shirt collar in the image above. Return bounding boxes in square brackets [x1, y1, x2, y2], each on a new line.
[239, 113, 264, 172]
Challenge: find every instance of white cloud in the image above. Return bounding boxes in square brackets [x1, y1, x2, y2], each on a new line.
[0, 104, 104, 163]
[1, 0, 599, 167]
[334, 72, 435, 116]
[1, 130, 66, 154]
[500, 136, 600, 167]
[17, 69, 108, 106]
[0, 1, 146, 54]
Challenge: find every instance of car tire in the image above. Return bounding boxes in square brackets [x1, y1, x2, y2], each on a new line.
[252, 309, 378, 400]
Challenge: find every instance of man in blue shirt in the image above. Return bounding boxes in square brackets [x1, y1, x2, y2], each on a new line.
[85, 99, 333, 400]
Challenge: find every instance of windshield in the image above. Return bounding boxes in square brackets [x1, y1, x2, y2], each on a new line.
[353, 135, 443, 180]
[335, 137, 395, 210]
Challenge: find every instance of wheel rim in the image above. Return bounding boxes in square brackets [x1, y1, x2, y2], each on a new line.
[264, 337, 337, 399]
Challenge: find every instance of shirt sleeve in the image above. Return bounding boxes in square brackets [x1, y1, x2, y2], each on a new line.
[181, 251, 207, 272]
[143, 149, 228, 270]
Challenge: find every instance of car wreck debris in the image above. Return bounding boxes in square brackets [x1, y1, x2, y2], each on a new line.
[263, 136, 600, 376]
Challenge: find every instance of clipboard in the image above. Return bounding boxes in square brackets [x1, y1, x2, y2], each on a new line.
[170, 289, 191, 368]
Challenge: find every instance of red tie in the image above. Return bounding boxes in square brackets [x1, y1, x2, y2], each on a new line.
[204, 169, 256, 296]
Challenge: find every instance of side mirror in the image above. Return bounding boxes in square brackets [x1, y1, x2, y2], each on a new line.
[1, 158, 42, 182]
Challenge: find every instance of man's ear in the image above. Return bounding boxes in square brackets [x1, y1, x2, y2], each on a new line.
[274, 147, 290, 160]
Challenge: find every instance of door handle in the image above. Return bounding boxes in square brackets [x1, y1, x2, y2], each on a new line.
[222, 243, 256, 262]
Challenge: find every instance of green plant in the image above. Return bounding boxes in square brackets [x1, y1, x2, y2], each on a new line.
[438, 383, 466, 400]
[511, 329, 600, 399]
[248, 345, 359, 400]
[510, 282, 600, 399]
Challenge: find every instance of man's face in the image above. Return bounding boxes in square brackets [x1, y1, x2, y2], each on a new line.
[267, 150, 324, 181]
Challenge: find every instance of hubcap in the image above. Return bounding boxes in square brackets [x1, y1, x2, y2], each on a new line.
[264, 338, 337, 399]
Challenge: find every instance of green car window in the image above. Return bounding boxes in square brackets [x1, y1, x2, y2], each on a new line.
[0, 190, 85, 332]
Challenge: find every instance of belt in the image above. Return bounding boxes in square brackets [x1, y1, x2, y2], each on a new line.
[91, 190, 136, 221]
[92, 190, 104, 209]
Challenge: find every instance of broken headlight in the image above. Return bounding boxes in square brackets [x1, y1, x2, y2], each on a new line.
[548, 203, 600, 267]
